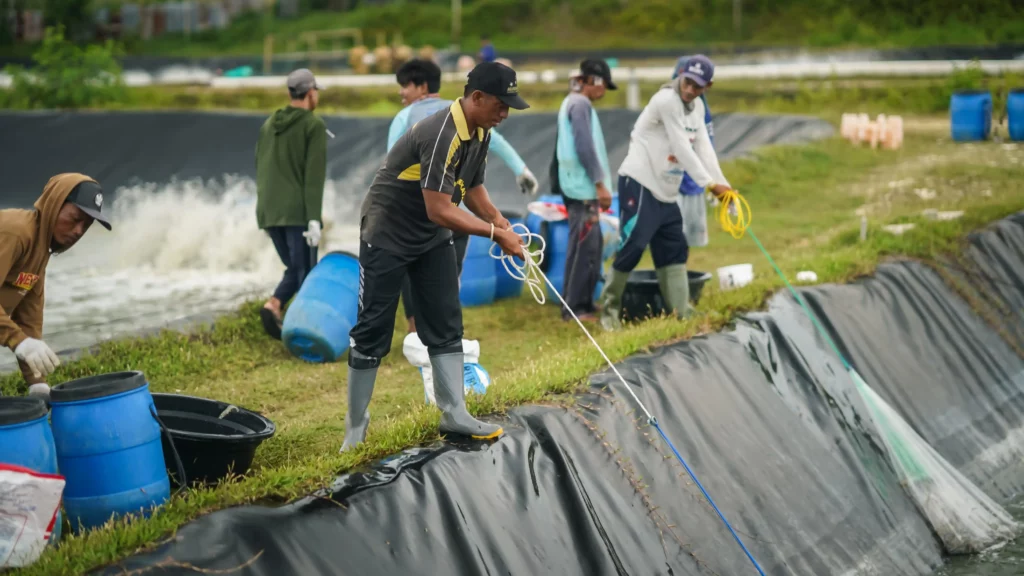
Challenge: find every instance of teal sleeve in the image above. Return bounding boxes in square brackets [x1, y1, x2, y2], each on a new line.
[488, 129, 527, 176]
[304, 120, 327, 223]
[387, 108, 411, 153]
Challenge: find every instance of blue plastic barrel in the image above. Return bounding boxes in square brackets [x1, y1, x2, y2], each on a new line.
[0, 397, 62, 543]
[283, 251, 360, 363]
[1009, 89, 1024, 142]
[50, 372, 170, 532]
[460, 235, 498, 306]
[494, 211, 525, 300]
[950, 90, 992, 142]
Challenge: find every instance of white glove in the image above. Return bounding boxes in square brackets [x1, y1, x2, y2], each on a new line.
[303, 220, 321, 247]
[14, 338, 60, 378]
[517, 167, 538, 195]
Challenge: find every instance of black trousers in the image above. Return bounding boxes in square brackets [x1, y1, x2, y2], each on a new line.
[267, 226, 318, 304]
[612, 175, 688, 273]
[348, 237, 464, 368]
[562, 198, 603, 319]
[400, 233, 469, 321]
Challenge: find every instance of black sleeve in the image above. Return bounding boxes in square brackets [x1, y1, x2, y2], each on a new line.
[419, 122, 460, 196]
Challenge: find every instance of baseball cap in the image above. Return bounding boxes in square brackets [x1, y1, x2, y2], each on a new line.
[65, 180, 111, 230]
[579, 59, 618, 90]
[679, 55, 715, 87]
[465, 62, 530, 110]
[287, 68, 322, 95]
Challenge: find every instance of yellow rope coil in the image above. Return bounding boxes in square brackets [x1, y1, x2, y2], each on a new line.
[715, 189, 752, 239]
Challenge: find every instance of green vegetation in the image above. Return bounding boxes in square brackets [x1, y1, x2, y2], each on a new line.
[2, 0, 1023, 58]
[4, 115, 1023, 574]
[2, 25, 126, 109]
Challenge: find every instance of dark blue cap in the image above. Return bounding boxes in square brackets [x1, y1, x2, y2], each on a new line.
[679, 54, 715, 87]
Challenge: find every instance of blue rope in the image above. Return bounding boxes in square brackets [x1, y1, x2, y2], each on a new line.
[651, 418, 768, 576]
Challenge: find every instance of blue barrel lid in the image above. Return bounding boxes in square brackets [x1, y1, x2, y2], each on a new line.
[0, 397, 48, 426]
[50, 371, 147, 403]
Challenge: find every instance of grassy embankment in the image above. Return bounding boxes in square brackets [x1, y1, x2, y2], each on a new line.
[2, 106, 1023, 573]
[2, 0, 1022, 59]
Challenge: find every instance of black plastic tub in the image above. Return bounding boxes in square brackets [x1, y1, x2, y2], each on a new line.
[152, 393, 276, 487]
[620, 269, 713, 322]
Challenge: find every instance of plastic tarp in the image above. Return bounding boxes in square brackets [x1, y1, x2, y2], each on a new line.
[0, 110, 833, 215]
[97, 214, 1024, 575]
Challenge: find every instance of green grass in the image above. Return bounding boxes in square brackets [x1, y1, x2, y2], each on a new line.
[4, 119, 1024, 574]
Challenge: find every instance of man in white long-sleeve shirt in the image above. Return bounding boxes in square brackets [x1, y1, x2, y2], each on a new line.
[599, 55, 732, 331]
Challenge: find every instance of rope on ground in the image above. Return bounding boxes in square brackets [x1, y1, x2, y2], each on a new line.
[490, 223, 768, 576]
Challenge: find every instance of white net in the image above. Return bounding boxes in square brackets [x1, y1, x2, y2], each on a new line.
[851, 368, 1021, 554]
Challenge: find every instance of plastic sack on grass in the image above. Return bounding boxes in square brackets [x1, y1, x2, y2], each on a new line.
[851, 369, 1020, 554]
[403, 333, 490, 405]
[0, 464, 65, 568]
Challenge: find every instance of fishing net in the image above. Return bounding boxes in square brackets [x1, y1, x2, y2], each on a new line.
[851, 368, 1021, 554]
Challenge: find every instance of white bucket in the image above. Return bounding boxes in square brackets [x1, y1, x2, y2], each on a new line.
[717, 263, 754, 291]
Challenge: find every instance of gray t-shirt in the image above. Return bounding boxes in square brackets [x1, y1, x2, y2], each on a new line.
[360, 99, 491, 254]
[564, 92, 605, 184]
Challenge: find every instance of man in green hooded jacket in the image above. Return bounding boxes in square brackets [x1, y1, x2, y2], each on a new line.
[255, 68, 328, 339]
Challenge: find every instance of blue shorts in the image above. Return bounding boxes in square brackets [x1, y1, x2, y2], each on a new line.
[612, 175, 688, 272]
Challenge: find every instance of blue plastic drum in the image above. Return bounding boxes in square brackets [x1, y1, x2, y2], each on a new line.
[0, 397, 62, 543]
[950, 91, 992, 142]
[283, 251, 361, 363]
[50, 372, 170, 532]
[460, 235, 498, 307]
[1008, 89, 1024, 142]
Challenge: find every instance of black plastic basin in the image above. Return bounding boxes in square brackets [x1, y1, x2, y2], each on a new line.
[152, 393, 276, 487]
[620, 269, 712, 322]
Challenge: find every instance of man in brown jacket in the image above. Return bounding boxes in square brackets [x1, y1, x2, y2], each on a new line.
[1, 173, 112, 399]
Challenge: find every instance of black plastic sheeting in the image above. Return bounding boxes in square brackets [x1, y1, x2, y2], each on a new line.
[97, 214, 1024, 575]
[0, 110, 833, 215]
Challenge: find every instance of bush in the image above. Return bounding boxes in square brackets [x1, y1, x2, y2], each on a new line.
[3, 25, 126, 109]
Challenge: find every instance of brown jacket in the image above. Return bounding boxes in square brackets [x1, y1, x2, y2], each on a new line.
[1, 173, 96, 383]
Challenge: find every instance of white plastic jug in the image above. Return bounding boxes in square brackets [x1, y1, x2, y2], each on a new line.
[717, 263, 754, 291]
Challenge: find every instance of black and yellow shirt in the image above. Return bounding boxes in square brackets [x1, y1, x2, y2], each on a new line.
[360, 99, 491, 254]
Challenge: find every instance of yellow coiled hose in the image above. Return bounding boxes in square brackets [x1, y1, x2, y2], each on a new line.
[715, 189, 752, 239]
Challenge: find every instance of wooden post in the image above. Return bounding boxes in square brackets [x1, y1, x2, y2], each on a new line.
[263, 34, 273, 75]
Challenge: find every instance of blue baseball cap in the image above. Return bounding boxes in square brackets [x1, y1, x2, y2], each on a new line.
[678, 55, 715, 87]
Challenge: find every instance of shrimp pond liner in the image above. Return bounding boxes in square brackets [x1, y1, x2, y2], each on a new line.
[97, 214, 1024, 575]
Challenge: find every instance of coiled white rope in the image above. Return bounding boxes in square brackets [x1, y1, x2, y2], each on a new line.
[487, 223, 654, 422]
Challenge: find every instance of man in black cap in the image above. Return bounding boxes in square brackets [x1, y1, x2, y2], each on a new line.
[255, 67, 328, 339]
[340, 61, 529, 451]
[1, 174, 112, 399]
[550, 58, 616, 322]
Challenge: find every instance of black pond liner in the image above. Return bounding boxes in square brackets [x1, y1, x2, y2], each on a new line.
[620, 269, 713, 321]
[151, 393, 276, 487]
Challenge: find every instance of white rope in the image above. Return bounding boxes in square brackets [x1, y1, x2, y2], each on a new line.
[488, 223, 655, 422]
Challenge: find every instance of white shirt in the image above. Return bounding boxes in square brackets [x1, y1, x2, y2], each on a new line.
[618, 87, 729, 203]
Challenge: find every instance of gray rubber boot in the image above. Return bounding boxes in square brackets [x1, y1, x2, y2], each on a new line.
[340, 365, 378, 452]
[432, 353, 503, 440]
[656, 264, 696, 319]
[598, 267, 631, 331]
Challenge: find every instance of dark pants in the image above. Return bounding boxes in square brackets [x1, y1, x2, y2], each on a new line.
[562, 198, 603, 319]
[612, 175, 688, 273]
[349, 238, 464, 367]
[400, 233, 469, 321]
[267, 226, 318, 304]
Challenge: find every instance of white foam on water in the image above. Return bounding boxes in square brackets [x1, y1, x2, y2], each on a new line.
[1, 170, 372, 372]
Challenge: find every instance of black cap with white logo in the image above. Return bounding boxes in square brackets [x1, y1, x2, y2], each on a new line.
[465, 62, 530, 110]
[66, 180, 112, 230]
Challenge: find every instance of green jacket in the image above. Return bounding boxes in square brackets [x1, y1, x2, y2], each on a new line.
[255, 106, 327, 229]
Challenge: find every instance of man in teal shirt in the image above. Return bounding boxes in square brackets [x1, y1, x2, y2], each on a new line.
[389, 59, 538, 334]
[553, 59, 615, 321]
